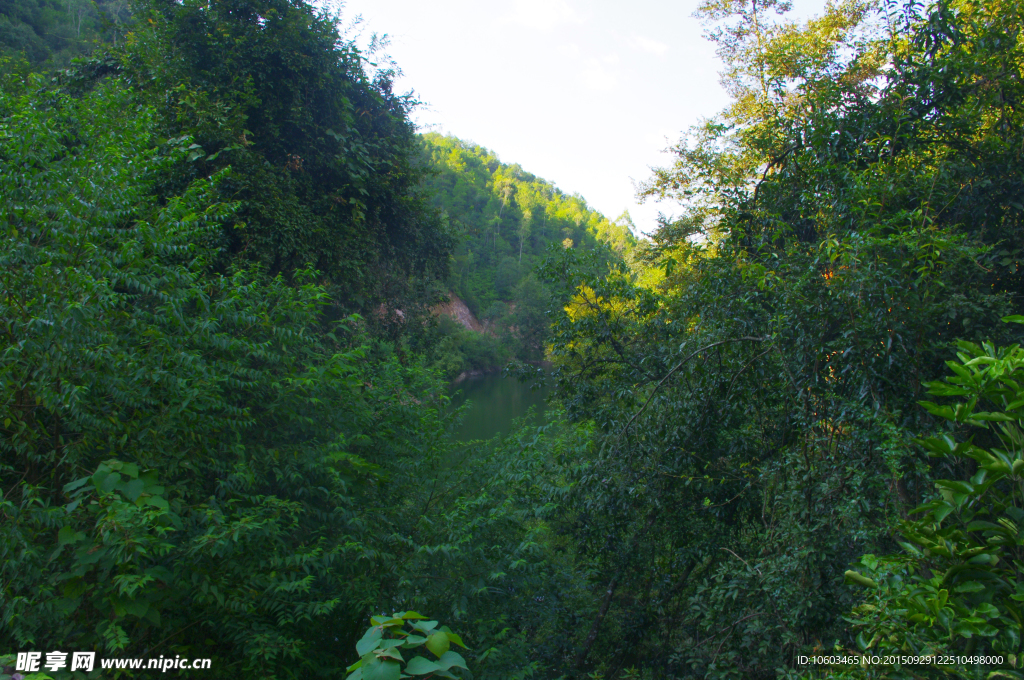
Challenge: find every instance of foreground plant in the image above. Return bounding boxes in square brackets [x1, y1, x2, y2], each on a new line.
[346, 612, 469, 680]
[843, 317, 1024, 678]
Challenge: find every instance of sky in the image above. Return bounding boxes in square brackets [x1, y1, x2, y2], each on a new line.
[331, 0, 827, 235]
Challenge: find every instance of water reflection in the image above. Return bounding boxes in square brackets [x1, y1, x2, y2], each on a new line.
[449, 372, 551, 441]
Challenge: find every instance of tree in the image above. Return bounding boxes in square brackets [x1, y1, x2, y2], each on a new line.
[518, 208, 532, 263]
[118, 0, 452, 314]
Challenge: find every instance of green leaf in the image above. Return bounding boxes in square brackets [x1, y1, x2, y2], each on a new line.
[364, 659, 400, 680]
[954, 581, 986, 593]
[972, 411, 1015, 422]
[63, 476, 90, 493]
[121, 597, 149, 618]
[90, 467, 111, 489]
[445, 632, 468, 649]
[145, 496, 169, 510]
[426, 631, 450, 658]
[122, 478, 146, 502]
[844, 570, 877, 589]
[57, 526, 80, 546]
[401, 635, 428, 648]
[411, 620, 439, 634]
[437, 651, 467, 671]
[936, 480, 975, 495]
[400, 611, 429, 620]
[404, 657, 441, 675]
[357, 627, 383, 656]
[99, 471, 122, 493]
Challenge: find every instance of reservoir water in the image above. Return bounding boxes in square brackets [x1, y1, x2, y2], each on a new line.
[449, 372, 552, 441]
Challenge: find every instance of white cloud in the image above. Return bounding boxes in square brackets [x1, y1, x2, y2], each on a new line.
[502, 0, 583, 31]
[558, 43, 581, 59]
[580, 61, 618, 91]
[627, 33, 669, 56]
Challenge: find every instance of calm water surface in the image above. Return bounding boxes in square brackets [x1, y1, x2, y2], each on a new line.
[449, 373, 551, 441]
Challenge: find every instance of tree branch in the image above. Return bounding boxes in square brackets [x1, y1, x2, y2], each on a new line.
[620, 337, 766, 439]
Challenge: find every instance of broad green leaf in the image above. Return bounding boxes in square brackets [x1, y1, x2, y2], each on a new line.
[445, 632, 468, 649]
[437, 651, 467, 671]
[121, 597, 149, 618]
[933, 504, 954, 523]
[401, 635, 428, 648]
[426, 631, 450, 658]
[411, 620, 439, 634]
[357, 627, 383, 656]
[122, 478, 146, 502]
[145, 496, 169, 510]
[364, 659, 400, 680]
[404, 657, 441, 675]
[57, 526, 80, 546]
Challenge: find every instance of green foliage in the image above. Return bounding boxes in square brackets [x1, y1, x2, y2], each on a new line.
[419, 315, 510, 379]
[362, 406, 597, 680]
[345, 612, 469, 680]
[110, 0, 453, 319]
[10, 0, 1024, 677]
[0, 4, 594, 677]
[419, 133, 636, 366]
[534, 0, 1024, 677]
[0, 1, 599, 678]
[839, 327, 1024, 678]
[0, 63, 457, 679]
[0, 0, 132, 71]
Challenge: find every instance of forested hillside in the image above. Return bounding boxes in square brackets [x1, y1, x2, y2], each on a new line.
[422, 133, 635, 317]
[2, 0, 1024, 678]
[416, 134, 636, 374]
[0, 0, 131, 70]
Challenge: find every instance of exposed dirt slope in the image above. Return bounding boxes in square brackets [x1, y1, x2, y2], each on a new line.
[432, 292, 483, 332]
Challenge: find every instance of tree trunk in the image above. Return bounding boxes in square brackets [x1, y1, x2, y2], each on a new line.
[575, 513, 657, 670]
